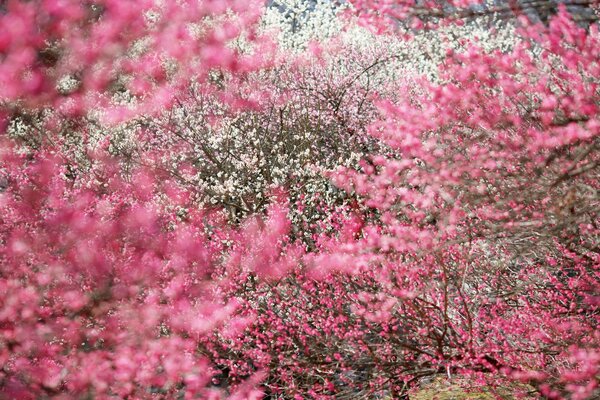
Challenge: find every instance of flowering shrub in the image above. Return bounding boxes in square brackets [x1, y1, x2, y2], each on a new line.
[0, 0, 271, 120]
[1, 1, 599, 399]
[312, 4, 600, 398]
[202, 3, 600, 399]
[0, 139, 293, 398]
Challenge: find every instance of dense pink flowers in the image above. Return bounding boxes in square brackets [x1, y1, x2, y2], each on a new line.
[1, 1, 599, 399]
[0, 0, 271, 119]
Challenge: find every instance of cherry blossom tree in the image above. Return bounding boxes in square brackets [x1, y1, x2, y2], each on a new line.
[202, 3, 600, 399]
[1, 0, 599, 399]
[0, 1, 282, 398]
[311, 3, 599, 398]
[0, 0, 272, 122]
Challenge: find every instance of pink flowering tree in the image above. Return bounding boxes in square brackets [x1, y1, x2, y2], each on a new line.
[202, 4, 600, 399]
[0, 134, 303, 398]
[1, 0, 600, 399]
[0, 0, 271, 122]
[313, 4, 599, 398]
[0, 1, 283, 398]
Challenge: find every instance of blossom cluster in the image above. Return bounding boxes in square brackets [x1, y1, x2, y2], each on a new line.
[1, 1, 599, 399]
